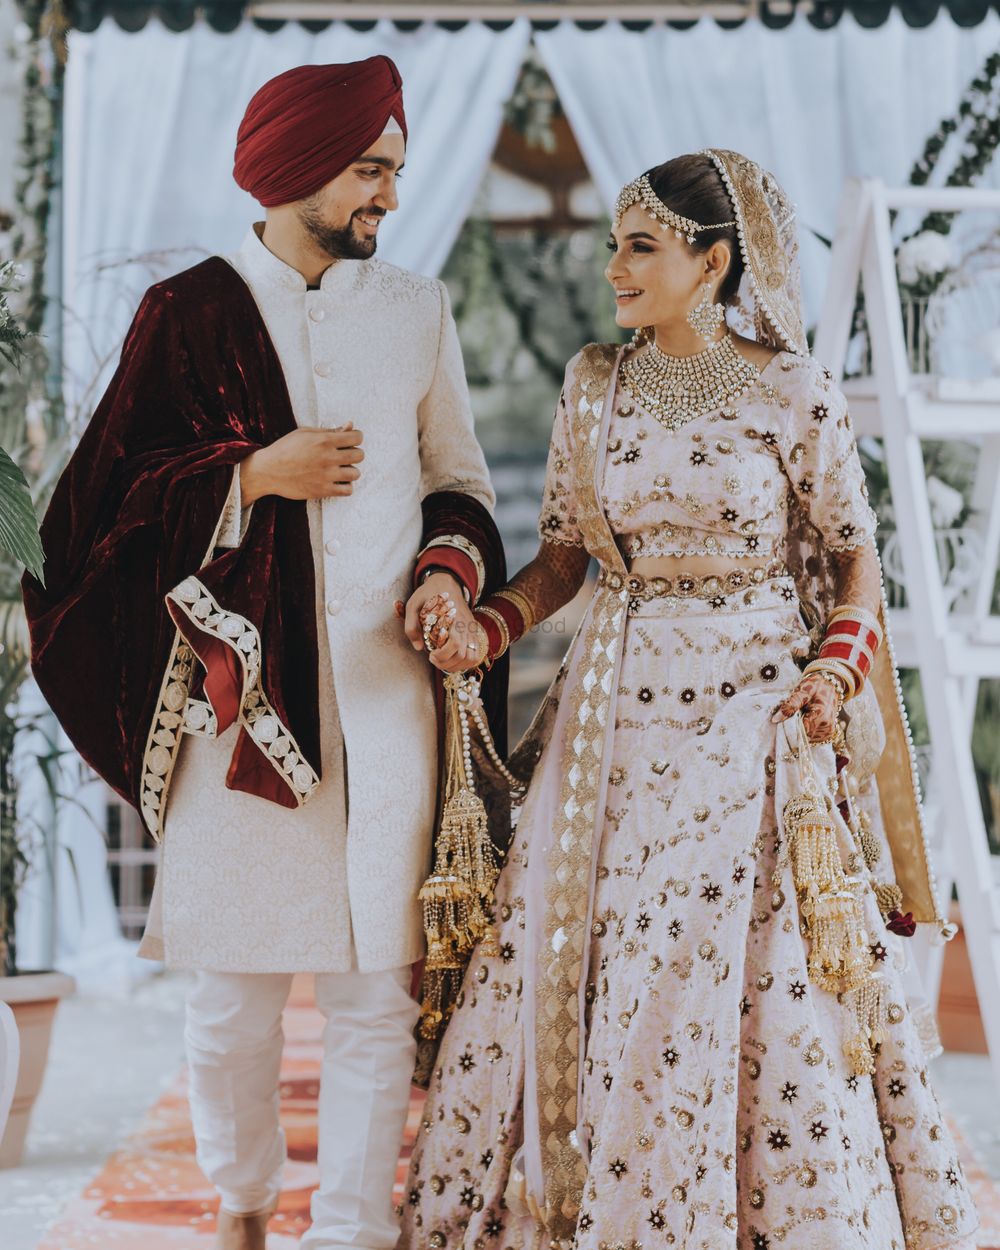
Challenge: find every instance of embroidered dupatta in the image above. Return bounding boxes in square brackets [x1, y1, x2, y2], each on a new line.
[505, 343, 946, 1245]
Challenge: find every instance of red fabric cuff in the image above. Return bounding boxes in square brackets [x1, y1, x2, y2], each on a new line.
[414, 547, 477, 601]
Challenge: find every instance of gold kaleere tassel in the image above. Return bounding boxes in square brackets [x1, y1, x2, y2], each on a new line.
[782, 715, 881, 1068]
[417, 673, 503, 1041]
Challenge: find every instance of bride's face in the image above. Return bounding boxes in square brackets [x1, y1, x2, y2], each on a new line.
[604, 204, 706, 331]
[602, 202, 735, 335]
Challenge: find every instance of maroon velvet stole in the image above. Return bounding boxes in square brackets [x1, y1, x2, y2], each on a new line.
[24, 256, 507, 845]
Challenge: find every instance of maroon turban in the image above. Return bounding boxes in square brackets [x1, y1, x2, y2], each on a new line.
[233, 55, 407, 208]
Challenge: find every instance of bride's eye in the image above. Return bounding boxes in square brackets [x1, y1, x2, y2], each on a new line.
[605, 240, 617, 252]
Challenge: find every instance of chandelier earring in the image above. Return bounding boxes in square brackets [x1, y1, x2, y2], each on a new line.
[686, 282, 726, 343]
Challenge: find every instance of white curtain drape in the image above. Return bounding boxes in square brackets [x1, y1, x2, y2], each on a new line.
[536, 10, 1000, 328]
[61, 17, 530, 413]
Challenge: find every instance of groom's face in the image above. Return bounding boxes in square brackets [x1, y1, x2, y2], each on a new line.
[295, 132, 406, 260]
[605, 204, 705, 332]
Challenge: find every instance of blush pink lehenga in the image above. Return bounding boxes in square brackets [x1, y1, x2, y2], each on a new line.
[402, 150, 979, 1250]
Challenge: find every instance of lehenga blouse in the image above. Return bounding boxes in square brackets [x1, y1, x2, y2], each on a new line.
[537, 349, 878, 564]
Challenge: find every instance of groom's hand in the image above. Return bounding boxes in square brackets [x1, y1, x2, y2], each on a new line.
[239, 424, 365, 503]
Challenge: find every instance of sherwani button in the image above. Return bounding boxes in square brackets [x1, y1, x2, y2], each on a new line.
[325, 539, 340, 555]
[309, 306, 326, 322]
[326, 600, 341, 616]
[314, 362, 332, 378]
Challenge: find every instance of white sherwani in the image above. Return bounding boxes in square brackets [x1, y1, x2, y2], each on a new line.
[140, 225, 494, 974]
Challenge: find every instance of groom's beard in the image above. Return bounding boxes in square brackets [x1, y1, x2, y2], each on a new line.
[297, 200, 384, 261]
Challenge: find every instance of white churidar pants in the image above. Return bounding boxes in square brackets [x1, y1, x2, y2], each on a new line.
[184, 965, 419, 1249]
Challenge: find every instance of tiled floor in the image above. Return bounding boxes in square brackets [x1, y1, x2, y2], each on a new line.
[26, 976, 1000, 1250]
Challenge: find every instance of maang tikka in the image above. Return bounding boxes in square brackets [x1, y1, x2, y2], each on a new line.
[687, 281, 726, 343]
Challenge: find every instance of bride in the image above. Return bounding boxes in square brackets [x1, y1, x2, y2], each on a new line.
[402, 149, 978, 1250]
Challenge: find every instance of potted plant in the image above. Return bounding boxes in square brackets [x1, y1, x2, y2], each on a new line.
[0, 251, 75, 1168]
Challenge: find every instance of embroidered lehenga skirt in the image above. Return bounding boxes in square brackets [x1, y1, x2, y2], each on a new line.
[401, 578, 977, 1250]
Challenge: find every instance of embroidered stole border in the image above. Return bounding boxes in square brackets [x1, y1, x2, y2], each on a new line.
[535, 344, 628, 1241]
[138, 575, 320, 841]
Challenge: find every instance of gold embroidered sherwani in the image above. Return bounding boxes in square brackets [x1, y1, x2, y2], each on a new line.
[139, 226, 494, 973]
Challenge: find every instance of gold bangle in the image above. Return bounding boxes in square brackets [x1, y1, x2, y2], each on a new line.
[477, 605, 510, 661]
[804, 658, 859, 700]
[494, 587, 536, 633]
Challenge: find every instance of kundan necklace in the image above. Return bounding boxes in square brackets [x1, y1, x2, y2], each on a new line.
[620, 332, 761, 432]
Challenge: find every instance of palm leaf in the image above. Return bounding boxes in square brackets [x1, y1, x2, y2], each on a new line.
[0, 446, 44, 583]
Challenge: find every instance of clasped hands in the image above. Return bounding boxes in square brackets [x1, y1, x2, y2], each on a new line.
[395, 573, 484, 673]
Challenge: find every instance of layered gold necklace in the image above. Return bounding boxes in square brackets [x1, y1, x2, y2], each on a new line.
[620, 332, 761, 432]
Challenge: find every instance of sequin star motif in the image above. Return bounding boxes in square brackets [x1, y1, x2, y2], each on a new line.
[700, 882, 723, 903]
[739, 996, 752, 1017]
[838, 522, 857, 542]
[811, 402, 830, 422]
[500, 942, 515, 963]
[767, 1128, 791, 1151]
[946, 1166, 961, 1187]
[578, 1213, 594, 1232]
[460, 1185, 476, 1208]
[810, 1120, 829, 1141]
[408, 1188, 420, 1206]
[721, 507, 739, 523]
[887, 1077, 907, 1098]
[481, 1149, 494, 1169]
[638, 686, 655, 704]
[662, 1046, 680, 1067]
[648, 1210, 666, 1230]
[667, 919, 683, 940]
[623, 447, 641, 464]
[636, 912, 651, 932]
[779, 1081, 799, 1103]
[788, 980, 807, 1001]
[732, 864, 747, 884]
[870, 941, 888, 962]
[484, 1216, 504, 1237]
[458, 1050, 476, 1072]
[690, 450, 708, 466]
[609, 1158, 629, 1179]
[603, 1071, 614, 1089]
[752, 1234, 771, 1250]
[846, 1074, 860, 1092]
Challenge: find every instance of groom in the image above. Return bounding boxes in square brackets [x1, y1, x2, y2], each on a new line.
[24, 57, 505, 1250]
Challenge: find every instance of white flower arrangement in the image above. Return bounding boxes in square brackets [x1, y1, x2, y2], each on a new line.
[926, 474, 966, 528]
[896, 230, 955, 290]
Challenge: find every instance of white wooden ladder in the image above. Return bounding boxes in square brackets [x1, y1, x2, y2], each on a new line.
[814, 178, 1000, 1097]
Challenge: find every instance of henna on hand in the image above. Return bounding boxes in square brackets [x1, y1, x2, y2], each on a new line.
[771, 672, 842, 743]
[828, 541, 881, 618]
[505, 539, 591, 630]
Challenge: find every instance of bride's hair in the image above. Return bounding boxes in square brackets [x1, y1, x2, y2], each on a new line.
[645, 154, 744, 305]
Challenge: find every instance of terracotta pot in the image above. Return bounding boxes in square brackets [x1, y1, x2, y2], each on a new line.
[937, 904, 988, 1054]
[0, 970, 75, 1168]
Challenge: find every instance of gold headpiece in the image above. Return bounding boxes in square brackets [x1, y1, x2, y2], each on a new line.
[614, 172, 735, 245]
